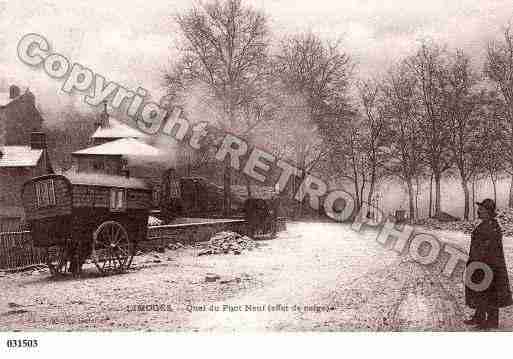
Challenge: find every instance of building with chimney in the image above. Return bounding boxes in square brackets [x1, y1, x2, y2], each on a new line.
[0, 85, 43, 145]
[70, 106, 170, 207]
[0, 85, 52, 230]
[72, 137, 165, 176]
[90, 103, 148, 146]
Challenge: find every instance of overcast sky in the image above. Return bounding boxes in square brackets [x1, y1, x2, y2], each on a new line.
[1, 0, 512, 116]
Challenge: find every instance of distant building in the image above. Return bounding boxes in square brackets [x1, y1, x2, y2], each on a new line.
[0, 85, 52, 230]
[71, 108, 171, 207]
[91, 107, 147, 146]
[0, 85, 43, 145]
[72, 137, 164, 176]
[0, 132, 53, 231]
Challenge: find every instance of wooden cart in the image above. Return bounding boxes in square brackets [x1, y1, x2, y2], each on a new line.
[244, 198, 279, 238]
[21, 173, 152, 276]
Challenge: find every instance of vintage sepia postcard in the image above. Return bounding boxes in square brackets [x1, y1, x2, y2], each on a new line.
[1, 0, 513, 356]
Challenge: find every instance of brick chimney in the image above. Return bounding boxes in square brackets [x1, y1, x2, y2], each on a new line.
[9, 85, 20, 99]
[95, 101, 109, 128]
[24, 88, 35, 104]
[30, 131, 47, 149]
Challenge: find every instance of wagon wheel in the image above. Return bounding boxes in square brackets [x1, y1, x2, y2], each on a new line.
[91, 221, 133, 274]
[45, 245, 68, 276]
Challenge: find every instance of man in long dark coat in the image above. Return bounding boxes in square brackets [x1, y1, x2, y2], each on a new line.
[465, 199, 513, 329]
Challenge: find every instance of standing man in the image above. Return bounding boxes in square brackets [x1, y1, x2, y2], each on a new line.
[465, 199, 513, 329]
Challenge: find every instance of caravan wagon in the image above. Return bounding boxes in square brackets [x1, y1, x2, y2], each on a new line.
[21, 173, 152, 276]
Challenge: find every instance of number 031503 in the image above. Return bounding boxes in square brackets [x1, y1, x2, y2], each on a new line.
[6, 339, 38, 348]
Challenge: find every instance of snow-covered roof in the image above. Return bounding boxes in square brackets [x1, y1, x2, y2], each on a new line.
[72, 138, 163, 157]
[0, 92, 15, 106]
[0, 146, 43, 167]
[63, 171, 151, 190]
[91, 117, 146, 139]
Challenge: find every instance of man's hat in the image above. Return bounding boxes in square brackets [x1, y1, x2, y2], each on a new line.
[476, 198, 497, 216]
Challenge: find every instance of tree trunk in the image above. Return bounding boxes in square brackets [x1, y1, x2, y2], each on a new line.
[296, 150, 306, 218]
[429, 172, 433, 218]
[461, 179, 470, 220]
[407, 179, 415, 222]
[359, 181, 366, 215]
[472, 177, 476, 220]
[434, 172, 441, 218]
[415, 175, 420, 220]
[491, 174, 497, 204]
[353, 182, 360, 214]
[352, 172, 360, 214]
[367, 178, 375, 219]
[296, 172, 306, 218]
[223, 159, 231, 216]
[509, 174, 513, 208]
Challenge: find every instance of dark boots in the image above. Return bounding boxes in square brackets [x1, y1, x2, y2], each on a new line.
[464, 308, 499, 329]
[477, 308, 499, 330]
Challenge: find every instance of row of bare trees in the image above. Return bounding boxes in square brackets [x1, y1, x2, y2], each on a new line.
[349, 28, 513, 221]
[165, 0, 353, 215]
[164, 0, 513, 220]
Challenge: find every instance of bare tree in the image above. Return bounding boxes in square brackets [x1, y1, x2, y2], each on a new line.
[475, 90, 509, 205]
[381, 62, 423, 221]
[327, 123, 368, 211]
[272, 32, 353, 214]
[166, 0, 271, 215]
[485, 24, 513, 207]
[274, 32, 352, 169]
[250, 87, 325, 203]
[406, 42, 453, 217]
[481, 122, 504, 204]
[443, 50, 483, 220]
[356, 79, 388, 212]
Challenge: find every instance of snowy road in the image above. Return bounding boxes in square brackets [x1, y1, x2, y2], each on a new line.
[187, 222, 504, 331]
[2, 222, 513, 331]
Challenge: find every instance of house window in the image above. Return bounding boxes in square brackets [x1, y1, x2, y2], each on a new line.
[93, 160, 105, 171]
[110, 188, 126, 211]
[35, 180, 56, 208]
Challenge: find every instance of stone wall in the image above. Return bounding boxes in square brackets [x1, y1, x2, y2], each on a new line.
[145, 217, 286, 249]
[146, 219, 248, 248]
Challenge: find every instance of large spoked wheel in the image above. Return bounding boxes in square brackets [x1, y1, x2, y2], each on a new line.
[91, 221, 133, 275]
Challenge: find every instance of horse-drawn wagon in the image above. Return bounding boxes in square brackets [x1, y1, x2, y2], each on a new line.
[21, 173, 152, 276]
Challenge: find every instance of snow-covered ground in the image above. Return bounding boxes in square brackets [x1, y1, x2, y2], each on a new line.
[1, 222, 513, 331]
